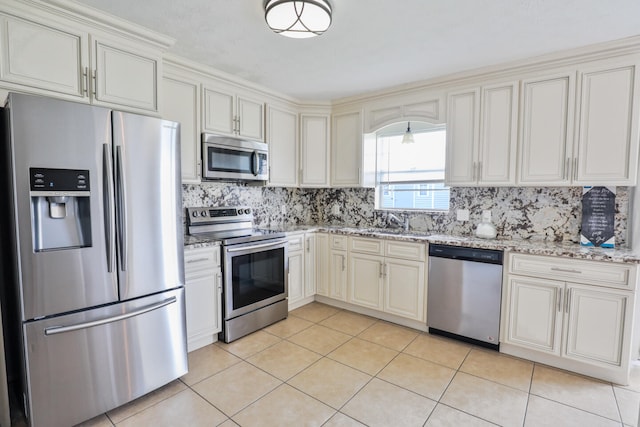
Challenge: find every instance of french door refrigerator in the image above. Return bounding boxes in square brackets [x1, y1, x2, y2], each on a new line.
[0, 93, 187, 427]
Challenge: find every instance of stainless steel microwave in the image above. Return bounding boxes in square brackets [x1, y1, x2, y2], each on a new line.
[202, 133, 268, 182]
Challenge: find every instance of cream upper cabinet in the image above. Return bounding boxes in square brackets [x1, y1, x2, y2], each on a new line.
[161, 67, 201, 183]
[573, 62, 639, 185]
[331, 110, 363, 187]
[267, 104, 298, 187]
[0, 13, 162, 113]
[445, 82, 518, 186]
[0, 13, 88, 98]
[202, 86, 265, 141]
[300, 113, 330, 187]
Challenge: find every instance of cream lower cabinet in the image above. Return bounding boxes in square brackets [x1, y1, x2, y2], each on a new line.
[329, 235, 348, 301]
[288, 233, 317, 309]
[184, 246, 222, 352]
[315, 233, 330, 297]
[502, 253, 636, 383]
[348, 237, 425, 322]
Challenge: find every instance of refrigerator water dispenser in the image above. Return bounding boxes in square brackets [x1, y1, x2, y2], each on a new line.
[29, 168, 92, 251]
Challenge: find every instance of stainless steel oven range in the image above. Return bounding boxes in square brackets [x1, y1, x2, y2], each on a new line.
[187, 207, 288, 342]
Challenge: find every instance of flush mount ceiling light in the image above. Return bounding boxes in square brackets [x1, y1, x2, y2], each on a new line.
[265, 0, 332, 39]
[401, 122, 415, 144]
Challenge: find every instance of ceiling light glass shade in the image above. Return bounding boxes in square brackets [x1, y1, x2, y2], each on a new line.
[265, 0, 332, 38]
[401, 122, 415, 144]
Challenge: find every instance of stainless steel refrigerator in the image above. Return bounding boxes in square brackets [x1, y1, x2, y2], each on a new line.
[0, 93, 187, 427]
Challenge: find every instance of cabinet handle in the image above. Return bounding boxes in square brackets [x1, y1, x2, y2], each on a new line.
[557, 288, 563, 313]
[565, 158, 570, 180]
[550, 267, 582, 274]
[306, 239, 310, 252]
[472, 162, 477, 181]
[92, 70, 97, 98]
[187, 257, 210, 264]
[82, 67, 88, 96]
[341, 254, 346, 271]
[383, 263, 388, 278]
[236, 116, 241, 134]
[216, 272, 223, 293]
[379, 262, 384, 278]
[565, 288, 572, 314]
[477, 161, 482, 181]
[573, 158, 578, 181]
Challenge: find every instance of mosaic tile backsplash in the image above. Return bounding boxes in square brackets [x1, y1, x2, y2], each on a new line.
[183, 183, 629, 246]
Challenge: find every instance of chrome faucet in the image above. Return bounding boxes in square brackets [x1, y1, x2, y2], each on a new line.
[387, 213, 410, 232]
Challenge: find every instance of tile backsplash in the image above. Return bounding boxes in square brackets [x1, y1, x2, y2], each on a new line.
[183, 183, 629, 246]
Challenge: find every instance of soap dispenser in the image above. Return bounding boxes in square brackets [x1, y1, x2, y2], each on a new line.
[475, 210, 497, 239]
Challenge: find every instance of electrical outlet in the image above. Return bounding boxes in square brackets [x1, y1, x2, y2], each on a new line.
[281, 205, 286, 215]
[456, 209, 469, 221]
[332, 204, 341, 215]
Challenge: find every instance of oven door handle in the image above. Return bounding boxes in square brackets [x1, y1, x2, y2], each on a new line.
[226, 240, 286, 253]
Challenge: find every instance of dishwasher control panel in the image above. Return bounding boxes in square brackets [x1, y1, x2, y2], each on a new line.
[429, 244, 503, 264]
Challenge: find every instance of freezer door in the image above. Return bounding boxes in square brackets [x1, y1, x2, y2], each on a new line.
[23, 288, 188, 427]
[6, 93, 118, 320]
[112, 112, 184, 301]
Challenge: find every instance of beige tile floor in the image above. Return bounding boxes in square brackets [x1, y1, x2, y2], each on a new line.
[77, 302, 640, 427]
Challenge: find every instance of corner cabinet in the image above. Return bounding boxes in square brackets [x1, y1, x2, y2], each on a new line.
[331, 110, 363, 187]
[502, 253, 637, 384]
[184, 246, 222, 352]
[445, 82, 518, 186]
[0, 11, 164, 114]
[202, 85, 265, 141]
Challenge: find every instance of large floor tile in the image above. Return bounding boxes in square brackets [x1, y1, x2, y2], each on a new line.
[357, 320, 419, 351]
[288, 358, 371, 409]
[323, 412, 366, 426]
[327, 337, 398, 375]
[440, 372, 528, 427]
[341, 378, 436, 427]
[246, 340, 321, 380]
[619, 360, 640, 393]
[76, 414, 113, 427]
[263, 315, 314, 338]
[287, 324, 351, 355]
[232, 384, 335, 427]
[614, 386, 640, 426]
[530, 365, 620, 422]
[403, 333, 471, 369]
[192, 361, 281, 416]
[524, 395, 620, 427]
[290, 302, 341, 323]
[377, 353, 455, 400]
[319, 311, 377, 336]
[181, 344, 241, 386]
[425, 404, 495, 426]
[460, 348, 533, 392]
[215, 330, 281, 359]
[115, 389, 228, 427]
[106, 380, 187, 423]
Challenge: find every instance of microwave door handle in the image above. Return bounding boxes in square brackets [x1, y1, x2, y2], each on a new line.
[251, 151, 259, 176]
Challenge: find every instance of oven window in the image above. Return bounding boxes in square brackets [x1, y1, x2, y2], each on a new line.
[231, 247, 285, 310]
[208, 146, 253, 174]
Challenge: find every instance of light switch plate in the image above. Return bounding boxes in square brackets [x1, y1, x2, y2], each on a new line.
[332, 204, 341, 215]
[456, 209, 470, 221]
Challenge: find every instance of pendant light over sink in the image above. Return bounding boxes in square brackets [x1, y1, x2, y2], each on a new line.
[401, 122, 415, 144]
[265, 0, 332, 38]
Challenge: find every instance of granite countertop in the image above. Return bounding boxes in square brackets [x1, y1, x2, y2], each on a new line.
[183, 225, 640, 263]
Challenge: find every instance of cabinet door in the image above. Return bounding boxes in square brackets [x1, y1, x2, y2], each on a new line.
[574, 64, 639, 185]
[331, 111, 362, 186]
[202, 87, 235, 135]
[445, 88, 479, 185]
[162, 75, 200, 183]
[0, 14, 88, 98]
[267, 105, 298, 186]
[329, 250, 348, 301]
[300, 114, 330, 187]
[237, 95, 264, 141]
[519, 73, 575, 184]
[288, 250, 305, 305]
[185, 271, 220, 352]
[384, 258, 425, 321]
[315, 233, 329, 296]
[93, 38, 159, 112]
[479, 82, 518, 185]
[304, 234, 316, 297]
[564, 284, 631, 367]
[505, 275, 563, 355]
[348, 253, 384, 310]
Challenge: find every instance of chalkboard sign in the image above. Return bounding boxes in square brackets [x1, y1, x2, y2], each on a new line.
[581, 186, 615, 248]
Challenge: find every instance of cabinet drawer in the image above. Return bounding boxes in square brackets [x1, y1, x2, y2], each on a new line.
[331, 235, 348, 250]
[509, 253, 635, 289]
[185, 246, 220, 274]
[350, 237, 384, 255]
[386, 241, 425, 261]
[287, 234, 305, 252]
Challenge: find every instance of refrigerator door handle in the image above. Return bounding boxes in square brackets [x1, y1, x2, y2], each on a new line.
[115, 145, 128, 272]
[44, 297, 177, 335]
[103, 143, 116, 273]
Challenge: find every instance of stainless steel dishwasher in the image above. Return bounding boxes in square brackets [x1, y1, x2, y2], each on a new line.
[427, 244, 503, 350]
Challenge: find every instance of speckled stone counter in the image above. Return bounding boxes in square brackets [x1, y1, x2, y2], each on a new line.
[183, 234, 221, 249]
[275, 225, 640, 264]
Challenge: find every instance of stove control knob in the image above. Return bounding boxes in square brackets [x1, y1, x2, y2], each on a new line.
[244, 208, 251, 215]
[192, 211, 198, 218]
[200, 211, 207, 217]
